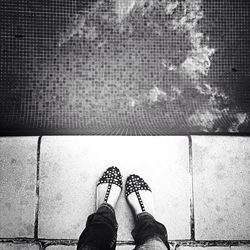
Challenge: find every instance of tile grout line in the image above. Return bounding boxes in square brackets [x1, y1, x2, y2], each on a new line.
[1, 238, 250, 247]
[34, 136, 42, 240]
[188, 135, 195, 241]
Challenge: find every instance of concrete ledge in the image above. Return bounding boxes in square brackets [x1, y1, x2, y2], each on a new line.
[44, 246, 76, 250]
[192, 136, 250, 240]
[44, 245, 133, 250]
[178, 247, 250, 250]
[0, 243, 40, 250]
[178, 247, 230, 250]
[231, 247, 250, 250]
[0, 137, 38, 238]
[0, 135, 250, 245]
[38, 136, 190, 240]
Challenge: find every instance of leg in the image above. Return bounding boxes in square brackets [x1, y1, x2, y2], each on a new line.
[77, 203, 118, 250]
[132, 212, 170, 250]
[125, 175, 170, 250]
[77, 167, 123, 250]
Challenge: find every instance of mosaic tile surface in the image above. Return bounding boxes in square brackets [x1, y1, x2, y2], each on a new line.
[0, 0, 249, 134]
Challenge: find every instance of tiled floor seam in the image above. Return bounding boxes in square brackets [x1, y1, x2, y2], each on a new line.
[35, 136, 43, 239]
[188, 136, 195, 241]
[0, 239, 43, 250]
[1, 239, 250, 247]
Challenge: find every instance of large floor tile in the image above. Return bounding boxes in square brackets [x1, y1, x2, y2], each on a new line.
[39, 136, 190, 240]
[0, 137, 38, 238]
[117, 246, 134, 250]
[44, 245, 133, 250]
[178, 247, 230, 250]
[45, 246, 76, 250]
[192, 136, 250, 240]
[0, 243, 39, 250]
[231, 247, 250, 250]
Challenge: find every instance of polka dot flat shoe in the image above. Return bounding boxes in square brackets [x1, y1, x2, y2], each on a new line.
[97, 166, 122, 203]
[125, 174, 152, 212]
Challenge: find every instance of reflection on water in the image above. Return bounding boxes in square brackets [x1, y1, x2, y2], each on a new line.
[0, 0, 249, 134]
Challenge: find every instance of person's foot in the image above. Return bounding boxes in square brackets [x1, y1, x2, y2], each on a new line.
[125, 174, 155, 216]
[96, 166, 122, 209]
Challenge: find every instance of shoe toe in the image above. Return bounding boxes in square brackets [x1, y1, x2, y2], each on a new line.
[97, 166, 122, 188]
[125, 174, 151, 197]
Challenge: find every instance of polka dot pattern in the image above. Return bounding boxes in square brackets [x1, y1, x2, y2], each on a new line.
[125, 174, 152, 212]
[97, 166, 122, 202]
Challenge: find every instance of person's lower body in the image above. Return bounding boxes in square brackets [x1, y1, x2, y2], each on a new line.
[77, 167, 170, 250]
[132, 212, 170, 250]
[77, 203, 117, 250]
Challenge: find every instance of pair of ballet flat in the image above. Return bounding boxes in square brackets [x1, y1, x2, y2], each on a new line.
[97, 166, 151, 212]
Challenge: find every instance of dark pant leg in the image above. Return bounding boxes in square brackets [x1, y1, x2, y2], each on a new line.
[77, 203, 118, 250]
[131, 212, 170, 250]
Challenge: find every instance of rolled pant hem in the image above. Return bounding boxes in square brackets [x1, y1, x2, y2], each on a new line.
[98, 202, 116, 215]
[134, 236, 169, 250]
[132, 212, 170, 250]
[138, 235, 166, 245]
[77, 202, 118, 250]
[136, 211, 154, 221]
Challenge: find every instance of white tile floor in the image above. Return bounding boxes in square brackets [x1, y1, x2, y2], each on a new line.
[193, 136, 250, 240]
[1, 135, 250, 249]
[0, 243, 39, 250]
[38, 136, 190, 240]
[44, 246, 133, 250]
[0, 137, 38, 238]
